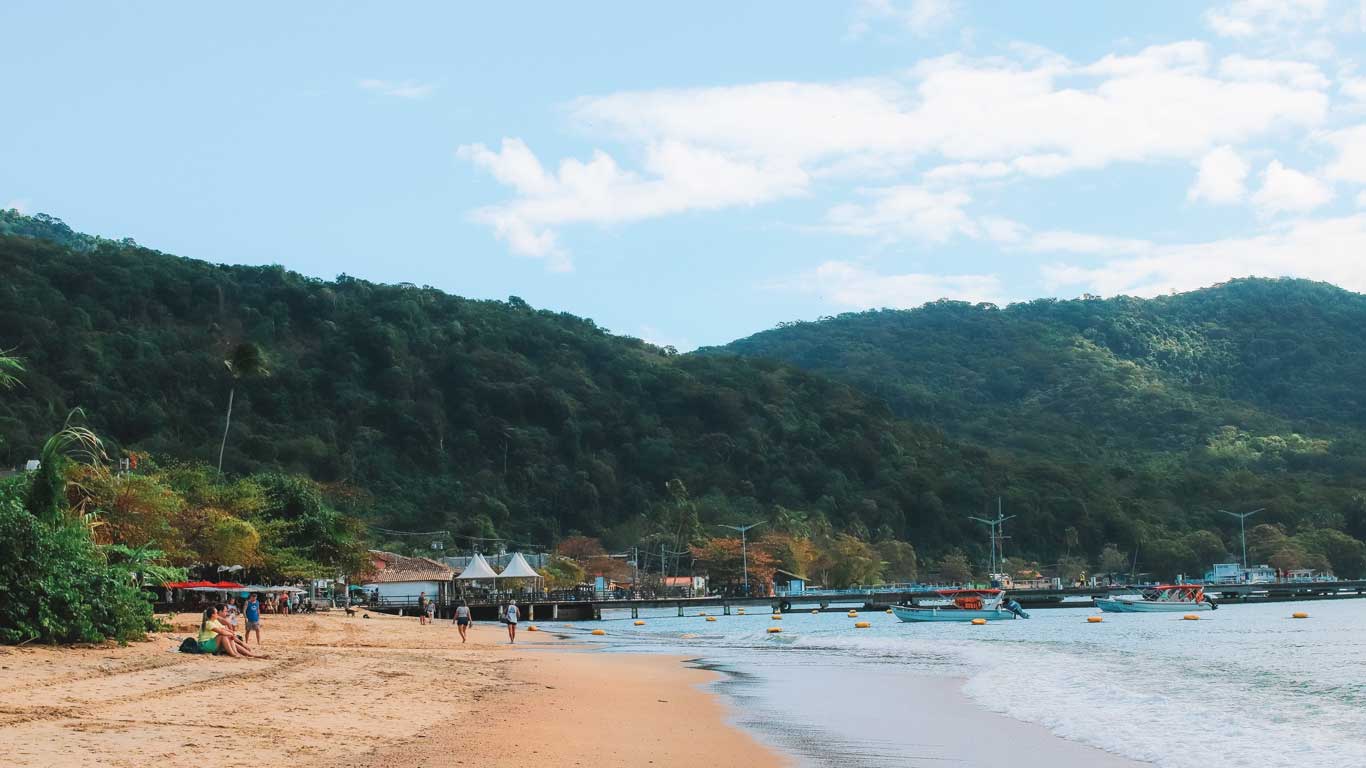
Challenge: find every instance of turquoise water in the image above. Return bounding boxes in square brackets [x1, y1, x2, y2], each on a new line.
[563, 599, 1366, 767]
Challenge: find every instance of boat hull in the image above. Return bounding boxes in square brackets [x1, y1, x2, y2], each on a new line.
[892, 605, 1019, 622]
[1095, 597, 1214, 613]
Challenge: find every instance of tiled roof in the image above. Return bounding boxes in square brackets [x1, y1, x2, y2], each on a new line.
[365, 550, 455, 583]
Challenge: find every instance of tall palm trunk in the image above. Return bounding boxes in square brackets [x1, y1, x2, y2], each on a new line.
[216, 387, 234, 474]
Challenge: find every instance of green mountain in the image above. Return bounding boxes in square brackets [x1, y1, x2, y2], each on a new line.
[3, 210, 1364, 578]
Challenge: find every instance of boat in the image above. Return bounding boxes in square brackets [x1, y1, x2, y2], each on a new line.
[1095, 584, 1217, 613]
[892, 589, 1029, 622]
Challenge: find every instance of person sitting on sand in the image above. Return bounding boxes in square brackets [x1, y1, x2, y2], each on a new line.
[454, 601, 472, 643]
[197, 606, 268, 659]
[504, 602, 519, 644]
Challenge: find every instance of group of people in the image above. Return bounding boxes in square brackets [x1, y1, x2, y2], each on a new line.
[417, 591, 520, 643]
[196, 594, 267, 658]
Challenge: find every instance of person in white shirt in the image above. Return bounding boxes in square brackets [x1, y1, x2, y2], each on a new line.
[504, 602, 519, 643]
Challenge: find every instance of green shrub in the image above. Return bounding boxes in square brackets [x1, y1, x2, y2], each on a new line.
[0, 479, 156, 644]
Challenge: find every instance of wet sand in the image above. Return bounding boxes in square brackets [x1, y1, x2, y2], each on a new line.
[0, 611, 786, 768]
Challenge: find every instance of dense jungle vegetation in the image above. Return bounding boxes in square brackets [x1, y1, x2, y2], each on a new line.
[2, 210, 1364, 591]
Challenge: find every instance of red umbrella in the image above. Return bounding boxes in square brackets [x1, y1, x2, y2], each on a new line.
[213, 581, 244, 589]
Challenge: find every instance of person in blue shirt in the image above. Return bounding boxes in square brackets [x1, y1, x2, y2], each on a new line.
[244, 593, 263, 645]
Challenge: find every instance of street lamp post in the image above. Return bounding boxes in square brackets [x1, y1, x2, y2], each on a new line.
[1221, 507, 1265, 569]
[969, 498, 1015, 579]
[717, 522, 764, 596]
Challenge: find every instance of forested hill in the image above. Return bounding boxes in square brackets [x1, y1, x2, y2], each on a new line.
[3, 210, 1365, 579]
[0, 211, 992, 559]
[713, 281, 1366, 463]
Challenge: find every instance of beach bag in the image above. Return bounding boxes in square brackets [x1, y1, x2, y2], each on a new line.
[178, 637, 203, 654]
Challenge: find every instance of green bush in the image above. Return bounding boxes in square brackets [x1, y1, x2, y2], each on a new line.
[0, 478, 156, 644]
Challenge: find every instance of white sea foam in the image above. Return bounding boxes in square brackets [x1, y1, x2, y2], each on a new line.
[597, 599, 1366, 767]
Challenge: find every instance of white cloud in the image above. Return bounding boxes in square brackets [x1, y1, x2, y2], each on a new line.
[779, 260, 1001, 308]
[1042, 214, 1366, 296]
[465, 41, 1335, 261]
[1205, 0, 1328, 38]
[358, 78, 437, 100]
[572, 44, 1326, 177]
[1253, 160, 1335, 213]
[1343, 76, 1366, 101]
[1357, 190, 1366, 206]
[823, 185, 975, 242]
[1217, 55, 1330, 89]
[459, 138, 808, 270]
[1188, 145, 1251, 204]
[848, 0, 958, 38]
[1324, 124, 1366, 183]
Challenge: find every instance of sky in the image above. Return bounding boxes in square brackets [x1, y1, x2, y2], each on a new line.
[3, 1, 1366, 350]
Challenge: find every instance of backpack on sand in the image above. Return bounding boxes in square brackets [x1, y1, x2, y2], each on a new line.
[178, 637, 203, 654]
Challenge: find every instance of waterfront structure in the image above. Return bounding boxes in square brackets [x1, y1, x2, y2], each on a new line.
[1203, 562, 1277, 584]
[362, 550, 455, 603]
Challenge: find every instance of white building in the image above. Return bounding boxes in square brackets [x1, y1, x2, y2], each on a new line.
[1203, 562, 1277, 584]
[361, 550, 455, 604]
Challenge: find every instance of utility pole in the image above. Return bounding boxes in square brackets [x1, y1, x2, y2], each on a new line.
[717, 522, 764, 596]
[969, 497, 1015, 577]
[1221, 508, 1265, 569]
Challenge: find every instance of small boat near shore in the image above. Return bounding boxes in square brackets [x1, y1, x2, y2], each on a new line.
[1096, 584, 1217, 613]
[892, 588, 1029, 622]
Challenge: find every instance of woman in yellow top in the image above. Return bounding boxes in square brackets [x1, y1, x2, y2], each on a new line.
[197, 606, 268, 658]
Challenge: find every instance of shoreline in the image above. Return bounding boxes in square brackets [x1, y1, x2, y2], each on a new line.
[0, 611, 787, 768]
[0, 610, 1155, 767]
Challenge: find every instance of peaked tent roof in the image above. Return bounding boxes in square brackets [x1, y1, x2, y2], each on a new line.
[456, 553, 499, 580]
[497, 552, 542, 579]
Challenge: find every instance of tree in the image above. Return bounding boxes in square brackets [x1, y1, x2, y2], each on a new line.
[877, 540, 918, 582]
[0, 350, 21, 391]
[1098, 543, 1128, 576]
[541, 555, 586, 589]
[691, 537, 776, 594]
[814, 534, 883, 588]
[556, 535, 607, 562]
[936, 549, 974, 584]
[217, 342, 269, 474]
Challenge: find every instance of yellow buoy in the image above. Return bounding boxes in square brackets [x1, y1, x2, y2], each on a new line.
[767, 626, 782, 633]
[847, 611, 859, 617]
[971, 618, 987, 626]
[811, 609, 819, 614]
[697, 611, 707, 616]
[527, 625, 539, 631]
[737, 609, 745, 614]
[706, 616, 717, 622]
[591, 629, 606, 636]
[1087, 616, 1103, 623]
[1183, 614, 1200, 621]
[1292, 612, 1309, 619]
[634, 620, 646, 626]
[885, 608, 893, 614]
[772, 614, 782, 620]
[854, 621, 871, 628]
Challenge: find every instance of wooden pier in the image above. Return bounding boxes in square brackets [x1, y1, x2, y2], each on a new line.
[363, 579, 1366, 620]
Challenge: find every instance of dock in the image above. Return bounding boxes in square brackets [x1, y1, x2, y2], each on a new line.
[362, 579, 1366, 620]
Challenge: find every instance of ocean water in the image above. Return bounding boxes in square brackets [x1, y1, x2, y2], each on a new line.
[561, 599, 1366, 767]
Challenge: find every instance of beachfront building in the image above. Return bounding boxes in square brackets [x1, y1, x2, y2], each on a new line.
[773, 569, 807, 595]
[1203, 562, 1277, 584]
[362, 550, 455, 606]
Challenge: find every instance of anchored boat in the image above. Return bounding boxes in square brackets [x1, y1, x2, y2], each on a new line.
[892, 588, 1029, 622]
[1095, 584, 1217, 613]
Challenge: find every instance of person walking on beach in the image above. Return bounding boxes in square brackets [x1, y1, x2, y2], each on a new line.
[454, 601, 472, 642]
[418, 592, 429, 625]
[244, 593, 262, 645]
[425, 595, 436, 623]
[504, 601, 519, 643]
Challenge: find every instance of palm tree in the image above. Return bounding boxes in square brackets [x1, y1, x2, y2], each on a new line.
[0, 349, 23, 391]
[217, 343, 269, 474]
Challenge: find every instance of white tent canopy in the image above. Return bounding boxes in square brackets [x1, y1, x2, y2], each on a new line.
[456, 553, 499, 580]
[497, 552, 541, 579]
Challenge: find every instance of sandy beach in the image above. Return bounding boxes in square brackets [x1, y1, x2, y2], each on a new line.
[0, 611, 786, 768]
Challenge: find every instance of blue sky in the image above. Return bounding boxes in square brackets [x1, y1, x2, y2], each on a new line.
[3, 2, 1366, 349]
